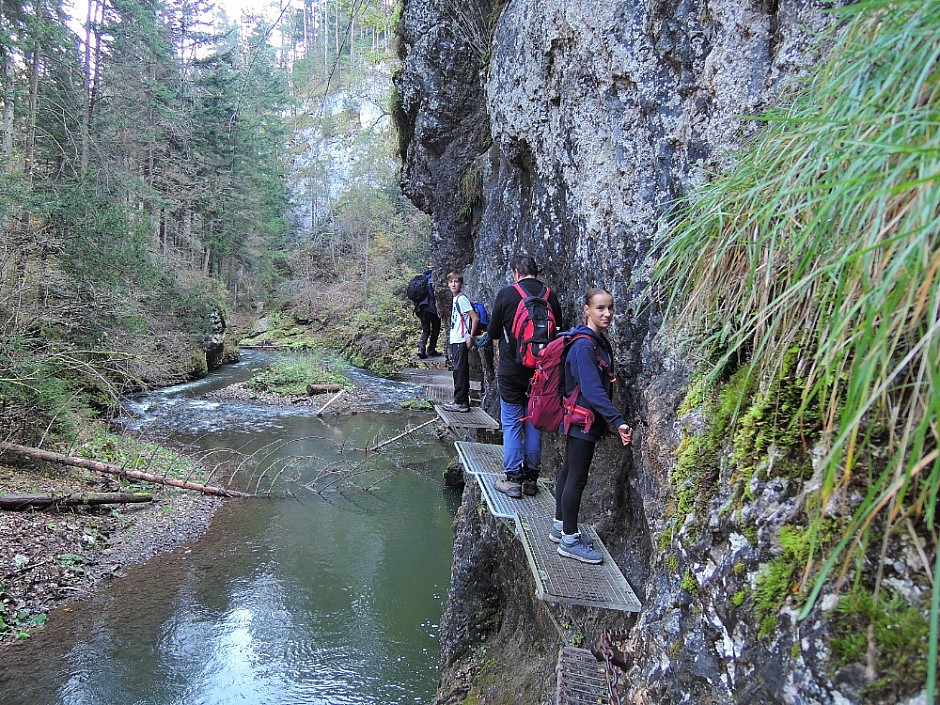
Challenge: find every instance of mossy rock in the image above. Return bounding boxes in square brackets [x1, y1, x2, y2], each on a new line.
[190, 349, 209, 378]
[220, 337, 240, 365]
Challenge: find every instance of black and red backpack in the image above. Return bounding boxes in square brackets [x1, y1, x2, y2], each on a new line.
[509, 283, 557, 368]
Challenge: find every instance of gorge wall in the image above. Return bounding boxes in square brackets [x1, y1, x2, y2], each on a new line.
[393, 1, 873, 703]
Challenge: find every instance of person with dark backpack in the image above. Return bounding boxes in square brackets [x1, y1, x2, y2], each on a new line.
[407, 268, 441, 359]
[550, 288, 632, 564]
[487, 253, 563, 498]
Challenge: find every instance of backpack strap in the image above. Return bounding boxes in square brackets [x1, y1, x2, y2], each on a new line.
[457, 294, 473, 338]
[512, 282, 550, 301]
[507, 283, 526, 344]
[563, 334, 613, 434]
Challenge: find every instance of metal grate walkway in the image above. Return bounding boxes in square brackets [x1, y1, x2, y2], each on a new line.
[519, 515, 641, 611]
[556, 647, 611, 704]
[455, 441, 503, 474]
[454, 441, 641, 612]
[435, 405, 500, 430]
[425, 381, 481, 403]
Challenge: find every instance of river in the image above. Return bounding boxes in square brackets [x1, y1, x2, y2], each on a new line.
[0, 351, 460, 705]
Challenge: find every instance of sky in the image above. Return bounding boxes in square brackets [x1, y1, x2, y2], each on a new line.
[214, 0, 289, 23]
[64, 0, 289, 34]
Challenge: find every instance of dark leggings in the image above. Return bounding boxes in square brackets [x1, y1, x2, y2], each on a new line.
[555, 435, 597, 535]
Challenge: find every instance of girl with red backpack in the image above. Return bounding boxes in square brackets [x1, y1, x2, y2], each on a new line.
[551, 288, 633, 564]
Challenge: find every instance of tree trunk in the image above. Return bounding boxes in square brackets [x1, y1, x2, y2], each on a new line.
[80, 0, 95, 173]
[322, 0, 328, 78]
[1, 9, 14, 170]
[0, 443, 254, 498]
[25, 41, 41, 180]
[0, 492, 154, 510]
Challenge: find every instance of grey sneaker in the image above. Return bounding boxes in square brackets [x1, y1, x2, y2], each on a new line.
[443, 403, 471, 413]
[495, 478, 522, 499]
[550, 526, 591, 545]
[557, 534, 603, 564]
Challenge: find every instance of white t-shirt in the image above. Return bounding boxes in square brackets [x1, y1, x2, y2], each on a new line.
[449, 293, 473, 344]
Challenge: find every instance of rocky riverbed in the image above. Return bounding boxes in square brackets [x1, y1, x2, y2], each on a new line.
[204, 380, 396, 414]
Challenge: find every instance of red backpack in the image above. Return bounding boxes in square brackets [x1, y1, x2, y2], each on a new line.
[523, 332, 608, 433]
[510, 283, 557, 368]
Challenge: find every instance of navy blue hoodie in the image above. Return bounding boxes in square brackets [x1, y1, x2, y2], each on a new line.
[562, 324, 627, 441]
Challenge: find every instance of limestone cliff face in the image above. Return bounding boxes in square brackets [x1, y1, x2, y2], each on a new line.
[395, 1, 851, 703]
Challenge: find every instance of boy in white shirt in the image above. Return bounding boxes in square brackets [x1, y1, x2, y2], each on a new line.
[443, 271, 479, 412]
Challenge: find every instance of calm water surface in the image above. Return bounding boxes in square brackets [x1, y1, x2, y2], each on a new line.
[0, 351, 459, 705]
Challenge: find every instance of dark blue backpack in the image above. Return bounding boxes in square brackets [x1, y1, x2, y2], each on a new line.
[471, 301, 489, 331]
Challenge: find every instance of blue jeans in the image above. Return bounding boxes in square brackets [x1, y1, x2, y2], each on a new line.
[500, 399, 541, 478]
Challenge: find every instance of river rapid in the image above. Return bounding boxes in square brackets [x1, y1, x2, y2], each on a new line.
[0, 350, 460, 705]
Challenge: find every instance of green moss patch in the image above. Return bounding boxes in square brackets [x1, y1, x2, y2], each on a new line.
[831, 589, 929, 703]
[246, 356, 351, 396]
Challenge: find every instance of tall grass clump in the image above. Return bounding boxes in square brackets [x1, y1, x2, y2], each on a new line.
[654, 0, 939, 692]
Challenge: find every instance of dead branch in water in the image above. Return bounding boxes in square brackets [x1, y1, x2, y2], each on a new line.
[315, 389, 346, 416]
[365, 417, 439, 452]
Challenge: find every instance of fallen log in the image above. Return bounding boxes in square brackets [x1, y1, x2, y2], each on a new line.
[0, 443, 253, 498]
[0, 492, 154, 510]
[306, 383, 343, 395]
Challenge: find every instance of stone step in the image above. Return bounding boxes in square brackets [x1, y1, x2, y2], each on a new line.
[454, 441, 641, 613]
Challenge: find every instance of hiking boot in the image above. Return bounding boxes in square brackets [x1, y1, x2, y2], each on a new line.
[495, 478, 523, 499]
[428, 350, 442, 357]
[522, 479, 538, 496]
[417, 351, 428, 359]
[443, 403, 471, 413]
[557, 533, 603, 564]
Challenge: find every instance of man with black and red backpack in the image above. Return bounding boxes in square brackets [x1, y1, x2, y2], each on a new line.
[487, 253, 564, 498]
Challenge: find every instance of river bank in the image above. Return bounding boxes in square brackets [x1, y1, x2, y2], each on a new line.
[0, 460, 221, 647]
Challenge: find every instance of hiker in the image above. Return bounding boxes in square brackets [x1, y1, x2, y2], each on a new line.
[408, 268, 442, 359]
[443, 271, 479, 413]
[487, 253, 563, 498]
[551, 288, 632, 564]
